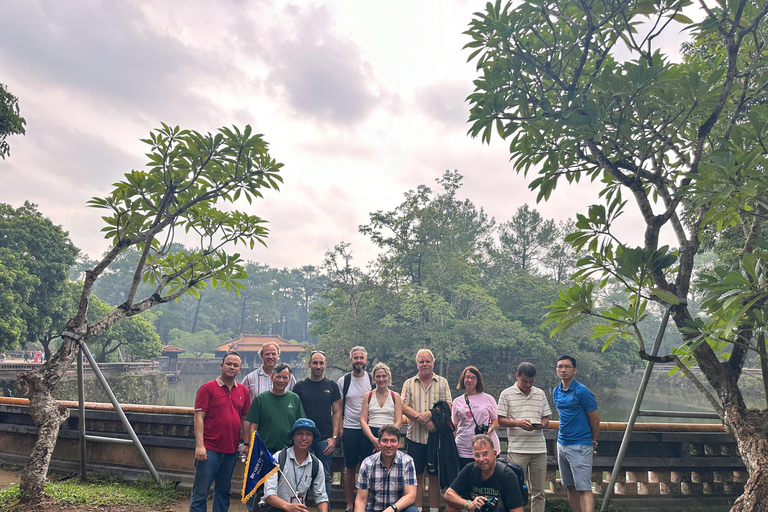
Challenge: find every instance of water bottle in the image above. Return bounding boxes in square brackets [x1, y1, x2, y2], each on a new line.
[239, 442, 248, 463]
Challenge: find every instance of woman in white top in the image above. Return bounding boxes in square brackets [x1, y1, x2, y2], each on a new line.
[360, 362, 403, 450]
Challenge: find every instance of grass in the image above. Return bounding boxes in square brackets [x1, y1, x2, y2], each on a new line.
[0, 471, 181, 510]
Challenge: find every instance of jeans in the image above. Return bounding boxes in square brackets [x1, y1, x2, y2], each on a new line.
[311, 438, 334, 494]
[189, 449, 238, 512]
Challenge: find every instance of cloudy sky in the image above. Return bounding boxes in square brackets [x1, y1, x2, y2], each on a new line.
[0, 0, 686, 269]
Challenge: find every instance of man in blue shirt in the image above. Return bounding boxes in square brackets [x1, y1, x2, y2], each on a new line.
[552, 355, 599, 512]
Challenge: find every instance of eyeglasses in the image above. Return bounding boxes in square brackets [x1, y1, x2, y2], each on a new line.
[556, 365, 574, 369]
[310, 350, 325, 355]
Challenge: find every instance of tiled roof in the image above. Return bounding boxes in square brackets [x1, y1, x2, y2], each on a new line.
[213, 334, 305, 354]
[161, 345, 186, 354]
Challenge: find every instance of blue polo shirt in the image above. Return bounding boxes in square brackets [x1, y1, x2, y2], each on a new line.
[553, 379, 597, 446]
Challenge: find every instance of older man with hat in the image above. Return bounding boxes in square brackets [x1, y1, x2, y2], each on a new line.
[260, 418, 329, 512]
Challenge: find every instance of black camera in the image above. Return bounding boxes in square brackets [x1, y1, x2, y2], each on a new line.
[474, 423, 490, 435]
[479, 496, 498, 512]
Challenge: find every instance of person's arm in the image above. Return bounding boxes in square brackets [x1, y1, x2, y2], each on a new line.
[240, 417, 251, 456]
[444, 488, 483, 511]
[325, 398, 342, 456]
[264, 482, 309, 512]
[587, 409, 600, 449]
[397, 484, 417, 509]
[393, 392, 403, 428]
[193, 410, 207, 461]
[353, 488, 368, 512]
[360, 392, 378, 448]
[311, 454, 330, 512]
[538, 415, 550, 429]
[498, 415, 534, 431]
[400, 379, 420, 422]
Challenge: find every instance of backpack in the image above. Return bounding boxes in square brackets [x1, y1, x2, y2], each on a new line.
[470, 460, 528, 505]
[341, 371, 375, 418]
[255, 447, 320, 503]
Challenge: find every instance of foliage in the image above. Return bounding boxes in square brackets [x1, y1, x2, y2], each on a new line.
[465, 0, 768, 506]
[16, 123, 284, 501]
[0, 202, 79, 352]
[167, 328, 220, 357]
[87, 298, 162, 362]
[0, 472, 180, 510]
[0, 83, 26, 159]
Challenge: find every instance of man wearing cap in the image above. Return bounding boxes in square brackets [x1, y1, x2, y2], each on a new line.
[260, 418, 329, 512]
[190, 351, 251, 512]
[355, 424, 418, 512]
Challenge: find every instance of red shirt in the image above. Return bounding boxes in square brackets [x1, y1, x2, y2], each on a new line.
[195, 378, 251, 453]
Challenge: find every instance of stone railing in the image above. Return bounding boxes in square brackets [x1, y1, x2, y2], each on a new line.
[0, 398, 741, 510]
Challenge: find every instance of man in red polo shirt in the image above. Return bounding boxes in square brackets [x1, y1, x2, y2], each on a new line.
[190, 351, 251, 512]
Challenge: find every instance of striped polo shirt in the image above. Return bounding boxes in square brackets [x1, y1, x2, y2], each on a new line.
[497, 383, 552, 454]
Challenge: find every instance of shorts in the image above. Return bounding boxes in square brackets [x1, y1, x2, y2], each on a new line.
[342, 428, 374, 468]
[406, 439, 428, 474]
[557, 443, 593, 491]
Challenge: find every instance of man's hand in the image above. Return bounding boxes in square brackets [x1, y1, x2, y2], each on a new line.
[425, 420, 437, 433]
[195, 446, 207, 461]
[517, 419, 534, 432]
[284, 502, 309, 512]
[468, 496, 487, 511]
[417, 411, 432, 424]
[323, 437, 336, 456]
[240, 443, 250, 458]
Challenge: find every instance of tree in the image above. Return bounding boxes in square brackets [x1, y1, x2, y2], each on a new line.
[465, 0, 768, 509]
[87, 298, 162, 362]
[496, 204, 556, 271]
[168, 328, 220, 358]
[0, 83, 26, 159]
[15, 124, 283, 502]
[0, 202, 79, 352]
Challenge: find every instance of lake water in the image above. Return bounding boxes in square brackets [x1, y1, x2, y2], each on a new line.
[165, 373, 723, 423]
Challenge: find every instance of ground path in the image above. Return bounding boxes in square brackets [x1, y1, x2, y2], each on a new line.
[0, 467, 250, 511]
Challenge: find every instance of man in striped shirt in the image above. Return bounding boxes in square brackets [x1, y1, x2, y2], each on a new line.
[400, 348, 452, 512]
[241, 342, 296, 397]
[497, 362, 551, 512]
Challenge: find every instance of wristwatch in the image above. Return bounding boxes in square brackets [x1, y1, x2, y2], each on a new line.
[332, 435, 339, 440]
[391, 505, 398, 512]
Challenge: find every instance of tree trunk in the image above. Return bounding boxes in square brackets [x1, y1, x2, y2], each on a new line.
[14, 334, 80, 502]
[725, 407, 768, 512]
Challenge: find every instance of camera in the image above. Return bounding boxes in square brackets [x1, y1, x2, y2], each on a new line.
[474, 423, 490, 435]
[479, 496, 498, 512]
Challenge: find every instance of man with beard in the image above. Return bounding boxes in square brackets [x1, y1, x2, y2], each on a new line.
[443, 435, 524, 512]
[260, 418, 329, 512]
[190, 351, 251, 512]
[293, 350, 342, 493]
[355, 424, 418, 512]
[245, 363, 305, 512]
[242, 341, 296, 398]
[337, 346, 375, 512]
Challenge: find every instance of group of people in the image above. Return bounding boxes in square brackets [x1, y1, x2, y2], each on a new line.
[190, 342, 599, 512]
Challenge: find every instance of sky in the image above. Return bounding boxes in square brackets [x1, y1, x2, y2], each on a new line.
[0, 0, 689, 269]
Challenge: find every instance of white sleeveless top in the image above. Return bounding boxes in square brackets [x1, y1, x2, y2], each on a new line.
[367, 390, 396, 428]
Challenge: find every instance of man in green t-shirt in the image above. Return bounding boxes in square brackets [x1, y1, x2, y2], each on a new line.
[245, 363, 305, 511]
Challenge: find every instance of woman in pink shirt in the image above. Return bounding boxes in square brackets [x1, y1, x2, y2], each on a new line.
[452, 366, 501, 468]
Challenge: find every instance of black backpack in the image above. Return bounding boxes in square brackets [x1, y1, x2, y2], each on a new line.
[470, 460, 528, 505]
[341, 371, 375, 418]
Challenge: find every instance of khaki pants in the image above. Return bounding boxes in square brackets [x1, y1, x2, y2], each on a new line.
[508, 452, 547, 512]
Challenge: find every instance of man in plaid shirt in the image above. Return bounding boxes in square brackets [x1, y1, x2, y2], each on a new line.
[355, 425, 419, 512]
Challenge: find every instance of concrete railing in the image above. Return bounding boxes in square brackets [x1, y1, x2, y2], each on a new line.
[0, 397, 740, 510]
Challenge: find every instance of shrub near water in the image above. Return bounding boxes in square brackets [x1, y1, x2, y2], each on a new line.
[0, 472, 180, 509]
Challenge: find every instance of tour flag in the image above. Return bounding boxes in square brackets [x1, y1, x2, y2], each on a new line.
[241, 431, 278, 503]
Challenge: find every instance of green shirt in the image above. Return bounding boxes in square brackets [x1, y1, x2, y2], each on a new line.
[245, 390, 305, 452]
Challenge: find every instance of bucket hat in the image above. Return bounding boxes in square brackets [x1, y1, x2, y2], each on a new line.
[286, 418, 321, 443]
